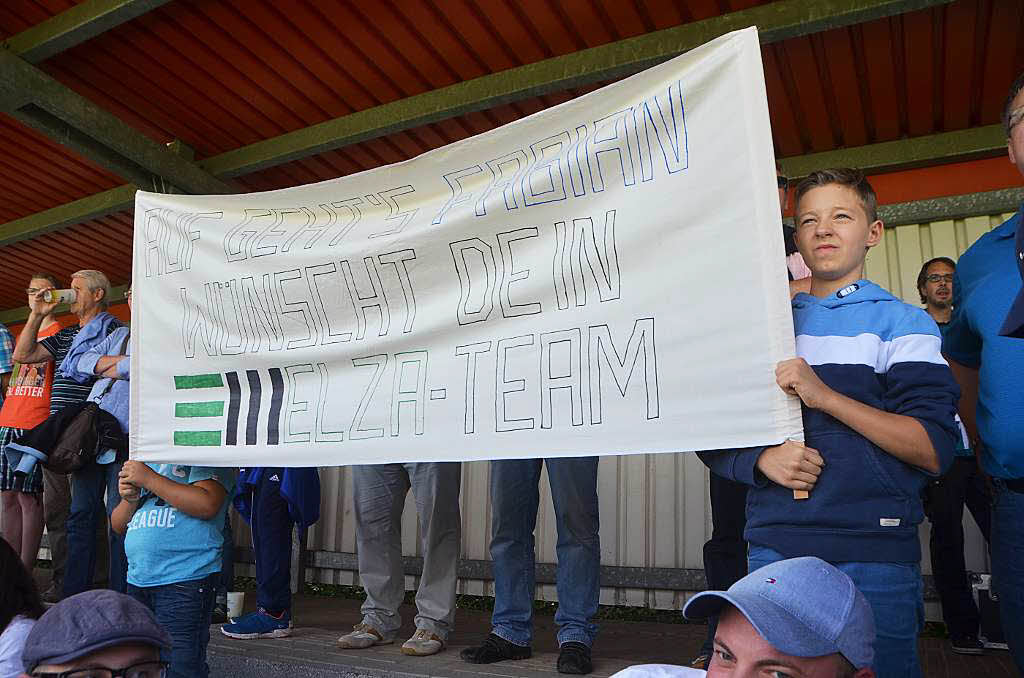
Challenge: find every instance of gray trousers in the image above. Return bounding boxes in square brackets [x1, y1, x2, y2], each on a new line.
[353, 462, 461, 640]
[41, 467, 69, 587]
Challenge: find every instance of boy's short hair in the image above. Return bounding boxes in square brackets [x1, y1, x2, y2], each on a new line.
[916, 256, 956, 304]
[794, 168, 878, 223]
[1002, 71, 1024, 135]
[30, 272, 60, 288]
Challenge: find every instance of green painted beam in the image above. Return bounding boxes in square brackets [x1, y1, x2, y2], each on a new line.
[202, 0, 953, 177]
[778, 125, 1007, 179]
[878, 185, 1024, 226]
[3, 0, 171, 64]
[0, 284, 129, 326]
[1, 122, 1003, 253]
[0, 49, 231, 194]
[0, 185, 136, 248]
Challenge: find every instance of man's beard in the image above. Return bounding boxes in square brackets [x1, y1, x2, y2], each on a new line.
[929, 298, 951, 309]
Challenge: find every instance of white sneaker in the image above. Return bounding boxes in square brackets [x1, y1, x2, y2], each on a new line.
[336, 623, 391, 649]
[401, 628, 445, 656]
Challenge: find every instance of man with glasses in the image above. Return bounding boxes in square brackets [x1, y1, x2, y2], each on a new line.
[0, 275, 63, 575]
[12, 271, 124, 602]
[18, 589, 171, 678]
[942, 73, 1024, 671]
[916, 257, 991, 655]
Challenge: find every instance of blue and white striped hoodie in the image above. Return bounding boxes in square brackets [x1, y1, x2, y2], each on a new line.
[701, 280, 960, 564]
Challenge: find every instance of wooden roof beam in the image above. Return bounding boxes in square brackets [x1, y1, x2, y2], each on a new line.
[0, 48, 231, 195]
[3, 0, 171, 64]
[202, 0, 954, 177]
[0, 0, 228, 195]
[778, 125, 1006, 179]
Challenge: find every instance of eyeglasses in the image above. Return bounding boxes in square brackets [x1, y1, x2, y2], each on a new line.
[776, 175, 789, 191]
[125, 290, 132, 300]
[925, 273, 953, 283]
[1009, 105, 1024, 134]
[32, 661, 168, 678]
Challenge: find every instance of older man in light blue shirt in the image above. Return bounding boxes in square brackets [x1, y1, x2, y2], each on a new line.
[78, 324, 130, 435]
[60, 286, 132, 597]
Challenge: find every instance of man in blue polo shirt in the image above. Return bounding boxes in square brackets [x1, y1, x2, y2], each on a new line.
[942, 72, 1024, 672]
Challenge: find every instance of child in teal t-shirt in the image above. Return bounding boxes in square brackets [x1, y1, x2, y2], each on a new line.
[112, 460, 234, 678]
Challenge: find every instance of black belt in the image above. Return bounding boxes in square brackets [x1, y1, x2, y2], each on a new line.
[1004, 478, 1024, 494]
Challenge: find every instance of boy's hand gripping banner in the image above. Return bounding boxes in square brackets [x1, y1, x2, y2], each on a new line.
[130, 28, 803, 466]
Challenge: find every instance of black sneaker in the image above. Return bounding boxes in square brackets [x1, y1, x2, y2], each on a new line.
[41, 583, 61, 605]
[688, 654, 711, 670]
[211, 603, 228, 624]
[460, 633, 531, 664]
[557, 642, 593, 675]
[950, 634, 985, 655]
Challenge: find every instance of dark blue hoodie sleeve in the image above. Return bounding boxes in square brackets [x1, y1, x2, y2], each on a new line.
[697, 447, 770, 487]
[884, 311, 961, 476]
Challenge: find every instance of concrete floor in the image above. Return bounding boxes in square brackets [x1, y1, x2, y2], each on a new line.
[206, 594, 1019, 678]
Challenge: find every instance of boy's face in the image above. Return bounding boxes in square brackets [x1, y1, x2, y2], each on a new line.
[794, 184, 882, 283]
[709, 607, 857, 678]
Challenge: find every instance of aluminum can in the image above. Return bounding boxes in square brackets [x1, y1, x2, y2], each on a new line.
[42, 289, 76, 304]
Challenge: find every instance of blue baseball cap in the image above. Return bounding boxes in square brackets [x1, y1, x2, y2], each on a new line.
[683, 556, 875, 669]
[999, 221, 1024, 338]
[21, 590, 171, 672]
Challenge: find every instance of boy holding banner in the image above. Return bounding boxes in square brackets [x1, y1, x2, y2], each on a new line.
[700, 168, 959, 678]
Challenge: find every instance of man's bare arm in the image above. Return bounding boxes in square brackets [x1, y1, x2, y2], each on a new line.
[95, 355, 127, 379]
[12, 311, 54, 365]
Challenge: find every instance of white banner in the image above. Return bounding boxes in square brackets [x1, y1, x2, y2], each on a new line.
[130, 27, 802, 466]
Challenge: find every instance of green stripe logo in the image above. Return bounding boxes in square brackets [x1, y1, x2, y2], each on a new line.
[174, 373, 224, 446]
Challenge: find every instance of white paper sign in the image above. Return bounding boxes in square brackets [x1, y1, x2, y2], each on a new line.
[130, 27, 802, 466]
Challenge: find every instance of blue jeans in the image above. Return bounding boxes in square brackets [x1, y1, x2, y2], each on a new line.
[749, 545, 923, 678]
[129, 573, 218, 678]
[64, 460, 127, 597]
[990, 480, 1024, 672]
[489, 457, 600, 647]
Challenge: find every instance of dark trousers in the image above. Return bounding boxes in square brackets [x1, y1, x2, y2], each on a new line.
[252, 468, 294, 613]
[129, 572, 218, 678]
[923, 456, 992, 639]
[64, 460, 127, 597]
[699, 472, 748, 655]
[219, 511, 234, 595]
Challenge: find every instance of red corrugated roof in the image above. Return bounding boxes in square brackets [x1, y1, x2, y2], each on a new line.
[0, 0, 1021, 312]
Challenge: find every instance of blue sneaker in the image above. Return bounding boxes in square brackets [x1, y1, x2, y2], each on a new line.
[220, 608, 292, 639]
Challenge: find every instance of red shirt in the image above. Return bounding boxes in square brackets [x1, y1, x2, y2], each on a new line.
[0, 322, 66, 429]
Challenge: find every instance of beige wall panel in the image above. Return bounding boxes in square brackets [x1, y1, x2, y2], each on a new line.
[893, 224, 925, 301]
[965, 216, 991, 248]
[928, 220, 957, 261]
[864, 228, 893, 290]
